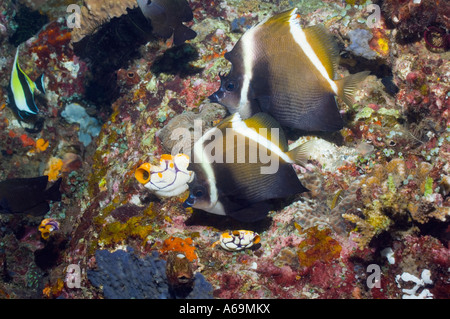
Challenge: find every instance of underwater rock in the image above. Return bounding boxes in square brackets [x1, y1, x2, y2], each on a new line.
[71, 0, 139, 43]
[157, 101, 227, 153]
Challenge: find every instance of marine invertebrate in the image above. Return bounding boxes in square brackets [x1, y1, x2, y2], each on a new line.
[135, 154, 193, 197]
[296, 226, 342, 268]
[88, 249, 169, 299]
[87, 249, 212, 299]
[38, 218, 60, 240]
[381, 0, 449, 44]
[61, 103, 101, 147]
[160, 236, 197, 262]
[44, 157, 63, 182]
[35, 138, 49, 152]
[165, 251, 194, 297]
[212, 230, 260, 251]
[341, 158, 449, 247]
[97, 215, 153, 247]
[423, 26, 450, 52]
[346, 28, 378, 60]
[395, 269, 434, 299]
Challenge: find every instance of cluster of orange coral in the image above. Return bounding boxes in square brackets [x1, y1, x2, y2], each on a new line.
[44, 157, 63, 181]
[160, 237, 197, 262]
[42, 278, 64, 298]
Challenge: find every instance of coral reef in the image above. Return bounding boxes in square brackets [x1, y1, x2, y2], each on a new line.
[0, 0, 448, 301]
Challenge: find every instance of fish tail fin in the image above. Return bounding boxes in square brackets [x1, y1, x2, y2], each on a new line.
[335, 71, 370, 106]
[44, 177, 62, 202]
[173, 24, 197, 46]
[287, 140, 315, 166]
[34, 74, 46, 94]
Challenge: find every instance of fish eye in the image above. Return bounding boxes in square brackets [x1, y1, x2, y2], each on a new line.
[193, 186, 205, 198]
[225, 81, 236, 91]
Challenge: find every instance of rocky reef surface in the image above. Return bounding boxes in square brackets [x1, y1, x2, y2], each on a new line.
[0, 0, 448, 299]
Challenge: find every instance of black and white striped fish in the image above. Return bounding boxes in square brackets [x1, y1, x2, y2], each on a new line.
[183, 112, 311, 222]
[209, 8, 369, 132]
[7, 47, 45, 121]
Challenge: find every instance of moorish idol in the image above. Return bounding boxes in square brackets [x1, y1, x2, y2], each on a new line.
[7, 47, 45, 121]
[209, 8, 370, 132]
[183, 112, 312, 222]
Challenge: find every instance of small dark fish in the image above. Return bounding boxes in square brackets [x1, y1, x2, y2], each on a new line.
[209, 8, 369, 132]
[381, 76, 399, 96]
[137, 0, 197, 46]
[0, 176, 62, 216]
[183, 112, 311, 222]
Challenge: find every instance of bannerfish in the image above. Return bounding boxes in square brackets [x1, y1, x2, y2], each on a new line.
[0, 176, 61, 216]
[209, 8, 370, 132]
[183, 112, 311, 222]
[7, 47, 45, 121]
[137, 0, 197, 46]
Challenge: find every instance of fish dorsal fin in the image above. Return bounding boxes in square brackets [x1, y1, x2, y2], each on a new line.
[241, 112, 289, 151]
[265, 8, 297, 26]
[14, 49, 36, 91]
[34, 74, 45, 94]
[302, 24, 340, 80]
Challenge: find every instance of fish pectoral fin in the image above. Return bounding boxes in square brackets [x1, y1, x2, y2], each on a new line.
[226, 201, 273, 222]
[335, 71, 371, 106]
[25, 201, 50, 216]
[44, 177, 62, 202]
[173, 24, 197, 46]
[254, 95, 271, 113]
